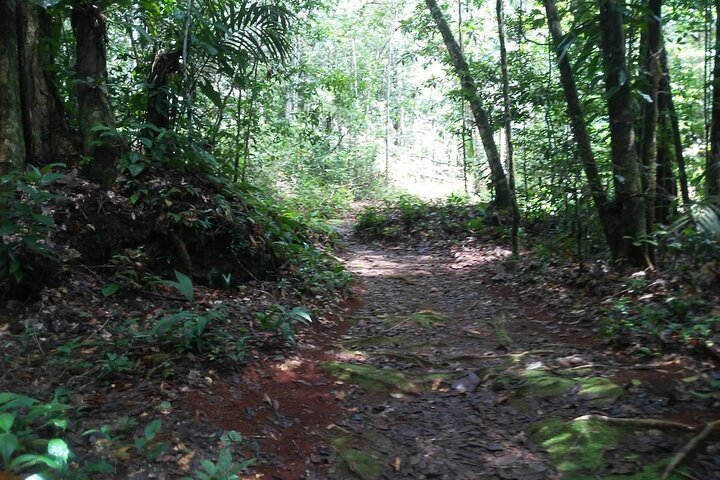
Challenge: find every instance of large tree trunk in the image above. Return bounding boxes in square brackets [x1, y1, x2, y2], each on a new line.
[542, 0, 614, 249]
[656, 31, 679, 223]
[599, 0, 648, 265]
[0, 0, 26, 174]
[72, 0, 118, 184]
[638, 0, 662, 233]
[425, 0, 513, 210]
[708, 0, 720, 199]
[18, 3, 75, 166]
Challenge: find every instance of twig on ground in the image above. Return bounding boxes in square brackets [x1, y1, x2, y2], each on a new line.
[662, 420, 720, 479]
[446, 350, 555, 361]
[383, 317, 411, 334]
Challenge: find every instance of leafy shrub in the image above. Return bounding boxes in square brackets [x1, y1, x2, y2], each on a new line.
[0, 392, 72, 476]
[0, 165, 64, 299]
[253, 305, 313, 343]
[355, 194, 487, 241]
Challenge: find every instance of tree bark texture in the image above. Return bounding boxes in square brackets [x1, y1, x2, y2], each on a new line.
[146, 49, 182, 131]
[0, 0, 26, 174]
[425, 0, 513, 210]
[72, 0, 118, 184]
[708, 0, 720, 199]
[599, 0, 648, 265]
[638, 0, 661, 232]
[18, 3, 75, 165]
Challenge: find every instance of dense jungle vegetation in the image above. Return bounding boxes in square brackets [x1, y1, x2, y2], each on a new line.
[0, 0, 719, 478]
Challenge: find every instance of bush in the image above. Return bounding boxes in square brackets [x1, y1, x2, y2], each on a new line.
[0, 165, 64, 300]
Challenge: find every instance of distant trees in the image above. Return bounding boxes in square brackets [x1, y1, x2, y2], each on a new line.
[425, 0, 515, 211]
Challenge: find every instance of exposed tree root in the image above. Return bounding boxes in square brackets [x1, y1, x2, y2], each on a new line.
[571, 414, 697, 431]
[662, 420, 720, 479]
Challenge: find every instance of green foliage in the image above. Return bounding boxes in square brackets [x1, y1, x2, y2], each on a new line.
[0, 392, 72, 476]
[161, 270, 195, 301]
[148, 307, 228, 354]
[355, 194, 488, 241]
[253, 305, 312, 343]
[98, 353, 134, 378]
[600, 295, 718, 352]
[0, 165, 64, 294]
[133, 419, 167, 462]
[184, 447, 255, 480]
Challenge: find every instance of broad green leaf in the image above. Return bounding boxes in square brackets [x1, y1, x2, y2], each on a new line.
[0, 432, 17, 467]
[47, 438, 71, 463]
[102, 283, 121, 298]
[0, 413, 14, 433]
[144, 419, 162, 441]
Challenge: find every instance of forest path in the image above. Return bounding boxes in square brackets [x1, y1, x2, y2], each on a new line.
[311, 232, 718, 480]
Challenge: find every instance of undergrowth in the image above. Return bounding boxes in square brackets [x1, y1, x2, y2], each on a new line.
[355, 193, 496, 242]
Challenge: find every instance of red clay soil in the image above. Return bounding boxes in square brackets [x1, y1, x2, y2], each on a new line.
[180, 301, 360, 479]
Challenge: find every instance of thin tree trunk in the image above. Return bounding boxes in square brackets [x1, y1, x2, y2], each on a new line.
[240, 65, 259, 183]
[459, 0, 468, 194]
[708, 0, 720, 198]
[0, 0, 25, 173]
[72, 0, 118, 184]
[543, 0, 613, 247]
[496, 0, 520, 256]
[425, 0, 513, 210]
[639, 0, 662, 235]
[659, 46, 690, 204]
[656, 96, 676, 224]
[599, 0, 648, 265]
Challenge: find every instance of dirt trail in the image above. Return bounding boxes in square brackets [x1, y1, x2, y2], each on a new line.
[317, 235, 719, 480]
[183, 231, 719, 479]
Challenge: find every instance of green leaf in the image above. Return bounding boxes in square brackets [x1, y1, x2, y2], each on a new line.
[290, 307, 312, 324]
[0, 432, 18, 467]
[0, 413, 15, 433]
[47, 438, 71, 463]
[102, 283, 121, 297]
[162, 271, 194, 301]
[144, 419, 162, 441]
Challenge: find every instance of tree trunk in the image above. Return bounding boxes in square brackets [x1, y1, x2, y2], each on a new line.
[18, 3, 75, 166]
[0, 0, 25, 174]
[146, 49, 182, 131]
[72, 0, 118, 184]
[542, 0, 614, 248]
[659, 45, 690, 205]
[425, 0, 513, 210]
[638, 0, 662, 233]
[599, 0, 648, 265]
[708, 0, 720, 199]
[656, 99, 676, 224]
[496, 0, 520, 256]
[656, 31, 678, 223]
